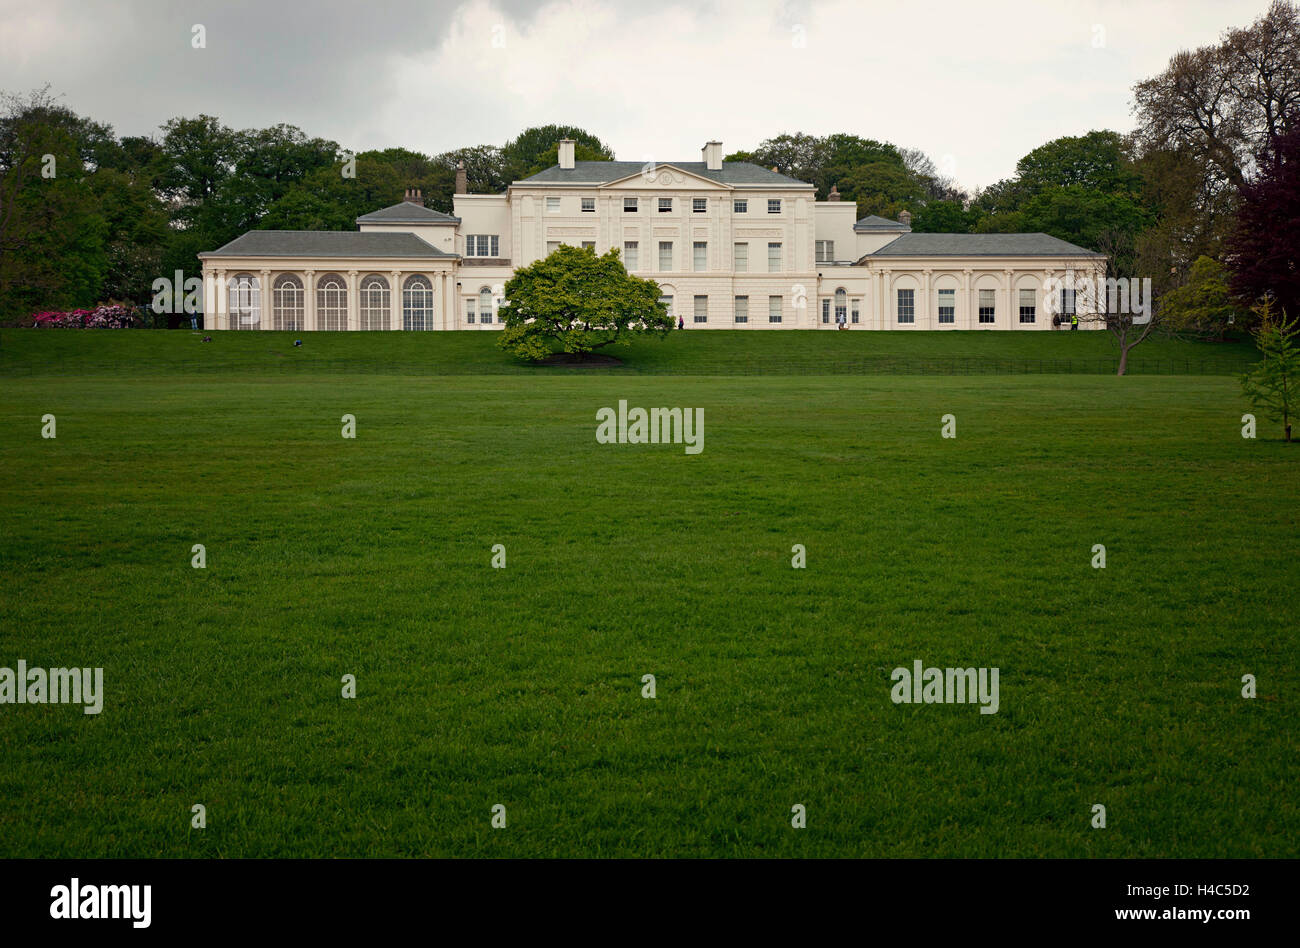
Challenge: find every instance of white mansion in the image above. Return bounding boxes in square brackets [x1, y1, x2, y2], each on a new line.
[200, 139, 1105, 331]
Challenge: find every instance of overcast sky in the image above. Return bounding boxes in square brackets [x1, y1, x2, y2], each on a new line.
[0, 0, 1275, 190]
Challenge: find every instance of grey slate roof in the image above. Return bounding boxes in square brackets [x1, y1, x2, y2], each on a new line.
[356, 201, 459, 224]
[201, 230, 456, 258]
[516, 160, 812, 187]
[854, 214, 910, 232]
[868, 233, 1104, 257]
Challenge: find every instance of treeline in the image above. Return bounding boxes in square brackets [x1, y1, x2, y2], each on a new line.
[0, 2, 1295, 332]
[0, 107, 612, 324]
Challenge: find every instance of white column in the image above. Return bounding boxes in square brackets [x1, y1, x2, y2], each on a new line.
[448, 272, 457, 330]
[436, 273, 446, 330]
[347, 270, 359, 331]
[922, 269, 932, 330]
[304, 270, 316, 332]
[433, 271, 443, 330]
[1044, 268, 1056, 330]
[390, 271, 402, 331]
[882, 270, 892, 330]
[213, 269, 226, 330]
[259, 269, 271, 330]
[867, 269, 877, 331]
[446, 273, 457, 330]
[433, 272, 443, 330]
[1003, 269, 1013, 330]
[962, 269, 972, 330]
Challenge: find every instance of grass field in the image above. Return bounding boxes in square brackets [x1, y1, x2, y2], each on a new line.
[0, 330, 1295, 858]
[0, 324, 1261, 376]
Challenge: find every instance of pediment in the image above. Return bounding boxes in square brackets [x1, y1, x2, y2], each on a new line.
[601, 164, 733, 191]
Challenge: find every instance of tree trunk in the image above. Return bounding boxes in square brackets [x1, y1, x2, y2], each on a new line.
[1117, 346, 1129, 377]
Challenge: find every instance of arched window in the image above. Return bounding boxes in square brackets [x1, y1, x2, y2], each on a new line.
[272, 275, 303, 331]
[403, 275, 433, 331]
[359, 274, 390, 331]
[228, 273, 260, 330]
[479, 286, 494, 325]
[316, 273, 347, 331]
[834, 287, 847, 324]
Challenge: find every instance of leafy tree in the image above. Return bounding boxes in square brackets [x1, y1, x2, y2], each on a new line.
[974, 132, 1139, 216]
[526, 141, 610, 176]
[151, 115, 242, 280]
[360, 146, 452, 211]
[897, 145, 966, 203]
[1227, 120, 1300, 320]
[497, 245, 671, 361]
[1132, 0, 1299, 190]
[91, 166, 169, 304]
[259, 157, 403, 231]
[973, 131, 1150, 259]
[1160, 255, 1250, 338]
[157, 119, 340, 277]
[1132, 146, 1237, 299]
[436, 144, 508, 194]
[0, 88, 110, 321]
[740, 133, 933, 209]
[155, 115, 242, 216]
[227, 124, 339, 221]
[1021, 187, 1149, 270]
[116, 135, 164, 180]
[838, 160, 930, 220]
[1015, 130, 1142, 195]
[911, 200, 981, 233]
[744, 132, 825, 183]
[1241, 299, 1298, 440]
[501, 125, 614, 180]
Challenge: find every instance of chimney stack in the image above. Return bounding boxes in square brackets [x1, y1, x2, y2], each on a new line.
[828, 185, 841, 202]
[455, 160, 468, 195]
[898, 209, 912, 227]
[404, 188, 424, 205]
[558, 139, 576, 170]
[702, 140, 722, 171]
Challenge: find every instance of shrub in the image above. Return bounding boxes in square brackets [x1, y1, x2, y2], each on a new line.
[30, 304, 141, 329]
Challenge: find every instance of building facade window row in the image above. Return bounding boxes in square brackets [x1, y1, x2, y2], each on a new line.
[222, 272, 473, 331]
[561, 239, 790, 274]
[663, 294, 790, 325]
[217, 270, 1090, 331]
[883, 283, 1079, 326]
[541, 195, 786, 216]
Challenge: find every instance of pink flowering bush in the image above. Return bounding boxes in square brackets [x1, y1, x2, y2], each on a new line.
[31, 304, 141, 329]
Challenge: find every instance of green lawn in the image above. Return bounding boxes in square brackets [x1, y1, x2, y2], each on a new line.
[0, 330, 1294, 857]
[0, 326, 1259, 376]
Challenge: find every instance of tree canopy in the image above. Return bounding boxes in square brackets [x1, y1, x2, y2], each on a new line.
[1227, 121, 1300, 320]
[1160, 256, 1251, 337]
[496, 245, 671, 361]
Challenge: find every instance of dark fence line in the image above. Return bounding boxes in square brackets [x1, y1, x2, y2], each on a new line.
[0, 355, 1252, 378]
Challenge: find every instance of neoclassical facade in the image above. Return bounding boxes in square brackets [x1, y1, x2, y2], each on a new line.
[200, 139, 1106, 331]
